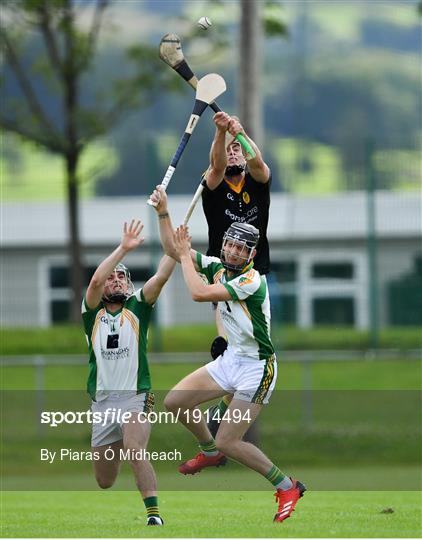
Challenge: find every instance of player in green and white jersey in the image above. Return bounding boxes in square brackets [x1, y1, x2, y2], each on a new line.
[148, 187, 305, 523]
[82, 219, 175, 526]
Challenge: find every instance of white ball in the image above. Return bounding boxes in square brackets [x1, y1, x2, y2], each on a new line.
[197, 16, 212, 30]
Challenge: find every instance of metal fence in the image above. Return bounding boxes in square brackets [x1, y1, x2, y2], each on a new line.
[3, 351, 420, 436]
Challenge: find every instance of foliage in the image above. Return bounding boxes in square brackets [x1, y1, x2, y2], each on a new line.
[95, 129, 162, 196]
[0, 0, 180, 320]
[0, 1, 176, 149]
[270, 137, 422, 192]
[1, 133, 118, 200]
[1, 1, 420, 198]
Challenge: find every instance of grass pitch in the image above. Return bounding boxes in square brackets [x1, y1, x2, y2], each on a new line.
[2, 357, 420, 537]
[2, 490, 421, 538]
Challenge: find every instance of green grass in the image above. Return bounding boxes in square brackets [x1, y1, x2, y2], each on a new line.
[2, 490, 421, 537]
[2, 346, 421, 538]
[2, 359, 421, 484]
[1, 325, 421, 355]
[1, 134, 117, 201]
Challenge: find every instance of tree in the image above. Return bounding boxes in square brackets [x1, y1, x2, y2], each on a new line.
[96, 128, 162, 197]
[0, 0, 172, 322]
[239, 0, 287, 147]
[239, 0, 263, 146]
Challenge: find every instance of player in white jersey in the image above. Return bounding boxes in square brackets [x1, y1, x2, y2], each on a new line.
[82, 219, 176, 526]
[149, 187, 305, 523]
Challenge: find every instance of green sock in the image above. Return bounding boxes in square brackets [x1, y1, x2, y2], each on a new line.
[199, 439, 219, 456]
[265, 465, 293, 490]
[143, 496, 160, 518]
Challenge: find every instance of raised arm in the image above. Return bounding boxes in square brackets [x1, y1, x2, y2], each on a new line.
[142, 255, 176, 305]
[149, 186, 199, 269]
[227, 117, 270, 184]
[85, 220, 144, 309]
[174, 226, 232, 303]
[204, 112, 231, 190]
[149, 185, 179, 259]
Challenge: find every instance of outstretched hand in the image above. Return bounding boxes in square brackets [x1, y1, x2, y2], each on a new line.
[173, 225, 191, 257]
[121, 220, 144, 252]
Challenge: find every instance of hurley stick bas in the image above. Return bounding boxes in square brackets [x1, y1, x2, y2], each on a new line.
[159, 33, 256, 159]
[147, 73, 226, 206]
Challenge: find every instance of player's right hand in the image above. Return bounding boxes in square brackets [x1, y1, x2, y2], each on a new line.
[173, 225, 191, 256]
[150, 185, 168, 214]
[213, 111, 231, 131]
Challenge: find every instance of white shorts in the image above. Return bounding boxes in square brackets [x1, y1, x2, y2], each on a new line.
[91, 391, 154, 448]
[206, 347, 277, 405]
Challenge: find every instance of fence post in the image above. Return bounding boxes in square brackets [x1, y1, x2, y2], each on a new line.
[301, 358, 313, 430]
[34, 355, 45, 437]
[365, 139, 379, 349]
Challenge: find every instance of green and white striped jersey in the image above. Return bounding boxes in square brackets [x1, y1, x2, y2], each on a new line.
[196, 253, 275, 360]
[81, 289, 153, 401]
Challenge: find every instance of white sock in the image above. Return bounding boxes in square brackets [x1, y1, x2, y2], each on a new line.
[275, 476, 294, 490]
[202, 449, 219, 456]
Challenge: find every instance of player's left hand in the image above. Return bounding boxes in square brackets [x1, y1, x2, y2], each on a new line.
[227, 116, 244, 138]
[173, 225, 191, 256]
[121, 219, 145, 252]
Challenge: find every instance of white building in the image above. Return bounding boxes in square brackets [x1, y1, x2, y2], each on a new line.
[1, 191, 420, 328]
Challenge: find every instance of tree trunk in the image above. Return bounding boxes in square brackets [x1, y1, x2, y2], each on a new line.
[239, 0, 263, 147]
[66, 152, 84, 323]
[63, 0, 82, 324]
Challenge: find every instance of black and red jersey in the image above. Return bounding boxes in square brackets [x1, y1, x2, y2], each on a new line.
[201, 172, 271, 274]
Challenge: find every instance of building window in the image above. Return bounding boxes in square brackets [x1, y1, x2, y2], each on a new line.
[270, 260, 298, 324]
[312, 297, 355, 325]
[278, 294, 297, 324]
[50, 266, 97, 288]
[312, 262, 354, 279]
[272, 261, 297, 283]
[51, 300, 71, 323]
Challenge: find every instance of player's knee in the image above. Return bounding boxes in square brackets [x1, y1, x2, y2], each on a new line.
[164, 392, 181, 413]
[96, 476, 115, 489]
[123, 443, 145, 461]
[214, 434, 236, 455]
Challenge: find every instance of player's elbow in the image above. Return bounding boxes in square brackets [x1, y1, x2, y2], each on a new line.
[251, 163, 270, 183]
[89, 276, 103, 289]
[191, 290, 211, 302]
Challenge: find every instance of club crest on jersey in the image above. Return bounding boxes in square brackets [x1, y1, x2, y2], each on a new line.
[242, 191, 250, 204]
[238, 275, 253, 286]
[238, 269, 255, 286]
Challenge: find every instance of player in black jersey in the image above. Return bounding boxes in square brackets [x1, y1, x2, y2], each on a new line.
[202, 112, 271, 274]
[202, 111, 272, 435]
